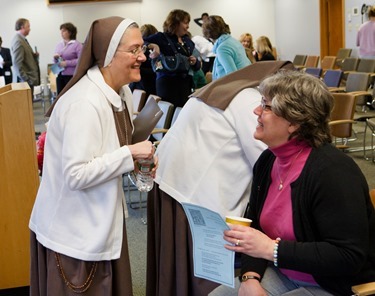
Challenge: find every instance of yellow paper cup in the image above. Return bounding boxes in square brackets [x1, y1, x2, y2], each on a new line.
[225, 216, 252, 227]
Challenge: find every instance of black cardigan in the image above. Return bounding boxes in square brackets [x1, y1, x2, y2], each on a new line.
[242, 143, 375, 296]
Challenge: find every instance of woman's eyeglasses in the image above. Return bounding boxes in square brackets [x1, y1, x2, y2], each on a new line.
[260, 98, 273, 112]
[117, 45, 148, 57]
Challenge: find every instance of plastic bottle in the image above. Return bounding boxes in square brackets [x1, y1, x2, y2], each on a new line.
[136, 158, 154, 192]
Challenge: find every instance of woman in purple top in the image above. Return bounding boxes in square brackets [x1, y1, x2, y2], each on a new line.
[211, 71, 375, 296]
[53, 22, 83, 94]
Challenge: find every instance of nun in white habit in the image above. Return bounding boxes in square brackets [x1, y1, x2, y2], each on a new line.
[29, 16, 157, 295]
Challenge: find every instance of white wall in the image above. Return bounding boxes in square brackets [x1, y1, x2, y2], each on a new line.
[274, 0, 320, 61]
[0, 0, 319, 81]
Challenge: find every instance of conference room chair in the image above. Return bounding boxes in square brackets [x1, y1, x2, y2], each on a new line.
[341, 57, 360, 74]
[329, 93, 357, 150]
[292, 55, 307, 68]
[355, 90, 375, 160]
[323, 70, 343, 88]
[329, 72, 370, 94]
[304, 67, 322, 78]
[335, 48, 352, 68]
[295, 55, 319, 70]
[150, 100, 175, 144]
[132, 89, 147, 115]
[304, 55, 320, 68]
[320, 55, 337, 72]
[364, 117, 375, 162]
[355, 59, 375, 87]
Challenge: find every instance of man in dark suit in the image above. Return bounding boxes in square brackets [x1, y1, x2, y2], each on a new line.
[11, 18, 40, 97]
[0, 36, 13, 85]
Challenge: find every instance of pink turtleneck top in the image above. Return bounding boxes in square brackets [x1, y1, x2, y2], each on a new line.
[259, 138, 316, 284]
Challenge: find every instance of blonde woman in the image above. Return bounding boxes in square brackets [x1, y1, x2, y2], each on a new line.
[239, 32, 256, 63]
[255, 35, 275, 61]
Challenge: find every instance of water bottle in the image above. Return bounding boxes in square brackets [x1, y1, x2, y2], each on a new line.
[136, 158, 154, 192]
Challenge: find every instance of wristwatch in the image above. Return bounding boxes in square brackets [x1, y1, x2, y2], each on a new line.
[241, 274, 261, 282]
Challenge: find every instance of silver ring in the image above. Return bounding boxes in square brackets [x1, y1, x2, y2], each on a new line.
[235, 239, 240, 246]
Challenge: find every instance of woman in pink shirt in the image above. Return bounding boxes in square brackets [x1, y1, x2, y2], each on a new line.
[357, 6, 375, 58]
[211, 71, 375, 296]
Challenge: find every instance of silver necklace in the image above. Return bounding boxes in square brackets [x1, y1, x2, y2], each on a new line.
[276, 148, 303, 191]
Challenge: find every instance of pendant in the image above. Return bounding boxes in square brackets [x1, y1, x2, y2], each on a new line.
[278, 183, 283, 191]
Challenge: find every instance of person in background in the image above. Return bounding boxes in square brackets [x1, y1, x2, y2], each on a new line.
[191, 33, 215, 74]
[186, 31, 207, 89]
[147, 61, 294, 296]
[192, 66, 207, 89]
[53, 22, 83, 94]
[29, 16, 156, 295]
[203, 15, 250, 80]
[144, 9, 201, 107]
[11, 18, 40, 97]
[129, 23, 158, 98]
[0, 36, 13, 84]
[194, 12, 209, 27]
[239, 32, 256, 64]
[254, 35, 275, 61]
[357, 5, 375, 59]
[192, 12, 215, 73]
[213, 71, 375, 296]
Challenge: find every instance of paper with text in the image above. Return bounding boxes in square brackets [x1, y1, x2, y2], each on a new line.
[181, 202, 235, 288]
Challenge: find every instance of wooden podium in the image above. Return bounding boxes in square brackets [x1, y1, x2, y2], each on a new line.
[0, 83, 39, 289]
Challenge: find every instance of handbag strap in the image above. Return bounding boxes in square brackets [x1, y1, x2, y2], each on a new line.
[164, 33, 190, 56]
[163, 33, 178, 54]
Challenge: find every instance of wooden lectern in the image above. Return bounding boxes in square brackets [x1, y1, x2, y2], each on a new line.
[0, 83, 39, 289]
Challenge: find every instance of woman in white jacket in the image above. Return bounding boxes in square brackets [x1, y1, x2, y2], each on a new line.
[29, 16, 156, 295]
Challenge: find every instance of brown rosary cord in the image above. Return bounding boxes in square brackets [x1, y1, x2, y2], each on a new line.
[55, 252, 98, 294]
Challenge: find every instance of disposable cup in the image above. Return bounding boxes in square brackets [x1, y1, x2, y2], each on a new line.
[225, 216, 252, 227]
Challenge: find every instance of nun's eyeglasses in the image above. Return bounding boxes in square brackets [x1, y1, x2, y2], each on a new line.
[117, 45, 147, 57]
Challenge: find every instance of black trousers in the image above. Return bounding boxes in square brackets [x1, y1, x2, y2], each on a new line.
[156, 74, 193, 108]
[56, 74, 73, 95]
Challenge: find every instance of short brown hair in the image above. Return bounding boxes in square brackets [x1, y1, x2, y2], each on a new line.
[163, 9, 190, 34]
[60, 22, 78, 40]
[259, 70, 333, 147]
[202, 15, 230, 40]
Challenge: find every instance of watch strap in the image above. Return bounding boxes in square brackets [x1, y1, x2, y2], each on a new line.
[241, 274, 261, 282]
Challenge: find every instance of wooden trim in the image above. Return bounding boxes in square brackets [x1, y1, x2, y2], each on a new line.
[320, 0, 344, 58]
[47, 0, 140, 5]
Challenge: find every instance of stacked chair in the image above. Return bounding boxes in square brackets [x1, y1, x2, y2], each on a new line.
[329, 93, 357, 150]
[292, 55, 307, 68]
[323, 70, 343, 88]
[295, 55, 320, 70]
[320, 55, 336, 72]
[304, 67, 322, 78]
[335, 48, 352, 68]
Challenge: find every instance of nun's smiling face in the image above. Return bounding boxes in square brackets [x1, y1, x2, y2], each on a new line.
[108, 27, 146, 91]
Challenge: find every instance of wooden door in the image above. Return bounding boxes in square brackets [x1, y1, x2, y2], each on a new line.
[320, 0, 344, 58]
